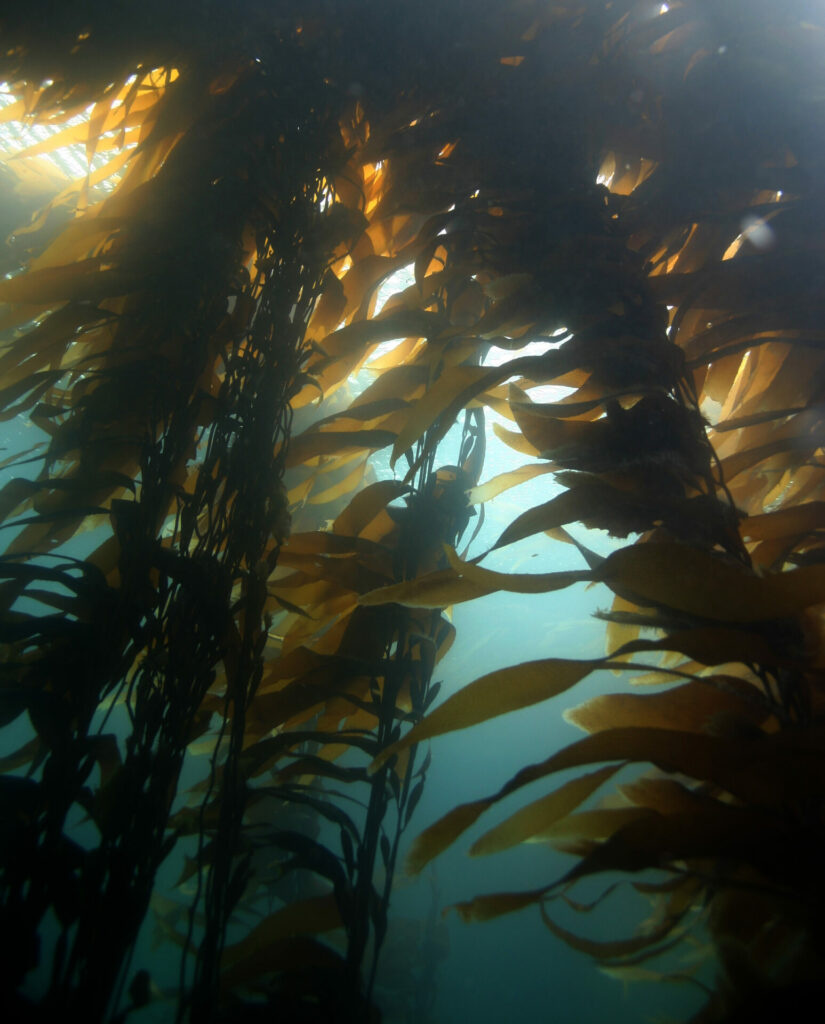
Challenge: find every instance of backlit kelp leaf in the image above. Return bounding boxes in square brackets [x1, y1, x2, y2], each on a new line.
[306, 398, 410, 433]
[336, 253, 408, 325]
[281, 532, 386, 559]
[596, 542, 825, 622]
[493, 485, 627, 549]
[347, 364, 429, 411]
[492, 419, 541, 455]
[714, 405, 808, 433]
[307, 458, 369, 506]
[604, 593, 643, 662]
[318, 309, 442, 362]
[406, 799, 490, 874]
[390, 364, 501, 467]
[268, 552, 389, 594]
[509, 393, 602, 456]
[451, 886, 553, 923]
[332, 479, 410, 536]
[564, 680, 768, 736]
[285, 429, 397, 467]
[468, 764, 623, 857]
[444, 544, 591, 594]
[371, 659, 597, 774]
[609, 626, 789, 669]
[720, 437, 812, 483]
[0, 258, 139, 304]
[358, 567, 493, 608]
[740, 502, 825, 541]
[619, 776, 713, 816]
[503, 725, 820, 808]
[26, 216, 125, 275]
[6, 119, 96, 161]
[539, 901, 688, 963]
[306, 270, 347, 340]
[467, 462, 555, 503]
[539, 807, 655, 845]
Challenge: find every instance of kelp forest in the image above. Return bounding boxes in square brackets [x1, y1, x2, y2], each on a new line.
[1, 1, 825, 1021]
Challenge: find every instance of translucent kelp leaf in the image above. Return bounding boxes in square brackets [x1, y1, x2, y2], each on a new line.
[611, 626, 787, 670]
[469, 764, 622, 857]
[564, 680, 767, 736]
[390, 364, 500, 467]
[741, 502, 825, 542]
[597, 542, 825, 622]
[285, 429, 397, 467]
[468, 462, 554, 503]
[492, 420, 541, 455]
[359, 567, 493, 609]
[371, 659, 597, 774]
[539, 807, 654, 845]
[451, 887, 552, 923]
[539, 900, 688, 961]
[444, 544, 591, 594]
[333, 479, 410, 536]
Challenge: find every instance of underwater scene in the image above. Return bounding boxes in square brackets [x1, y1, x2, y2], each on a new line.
[2, 1, 825, 1021]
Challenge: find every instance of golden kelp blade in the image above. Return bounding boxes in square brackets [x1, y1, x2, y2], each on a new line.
[370, 659, 597, 773]
[359, 567, 494, 608]
[451, 886, 554, 924]
[468, 764, 623, 857]
[444, 543, 592, 594]
[597, 543, 825, 622]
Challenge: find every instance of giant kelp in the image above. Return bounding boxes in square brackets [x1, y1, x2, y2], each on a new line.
[0, 2, 824, 1022]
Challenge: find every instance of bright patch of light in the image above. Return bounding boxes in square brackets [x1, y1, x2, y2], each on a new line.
[741, 215, 775, 250]
[658, 3, 670, 12]
[0, 72, 173, 194]
[722, 214, 776, 260]
[0, 86, 105, 182]
[483, 337, 571, 404]
[373, 263, 415, 315]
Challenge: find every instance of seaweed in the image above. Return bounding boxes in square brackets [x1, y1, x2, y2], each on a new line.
[1, 2, 825, 1022]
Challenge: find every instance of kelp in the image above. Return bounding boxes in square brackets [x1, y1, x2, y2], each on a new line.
[1, 1, 825, 1022]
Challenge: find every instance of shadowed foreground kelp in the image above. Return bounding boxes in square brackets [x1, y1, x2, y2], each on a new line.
[1, 1, 825, 1021]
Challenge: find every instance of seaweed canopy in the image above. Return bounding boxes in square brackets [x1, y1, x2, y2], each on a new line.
[1, 1, 824, 1022]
